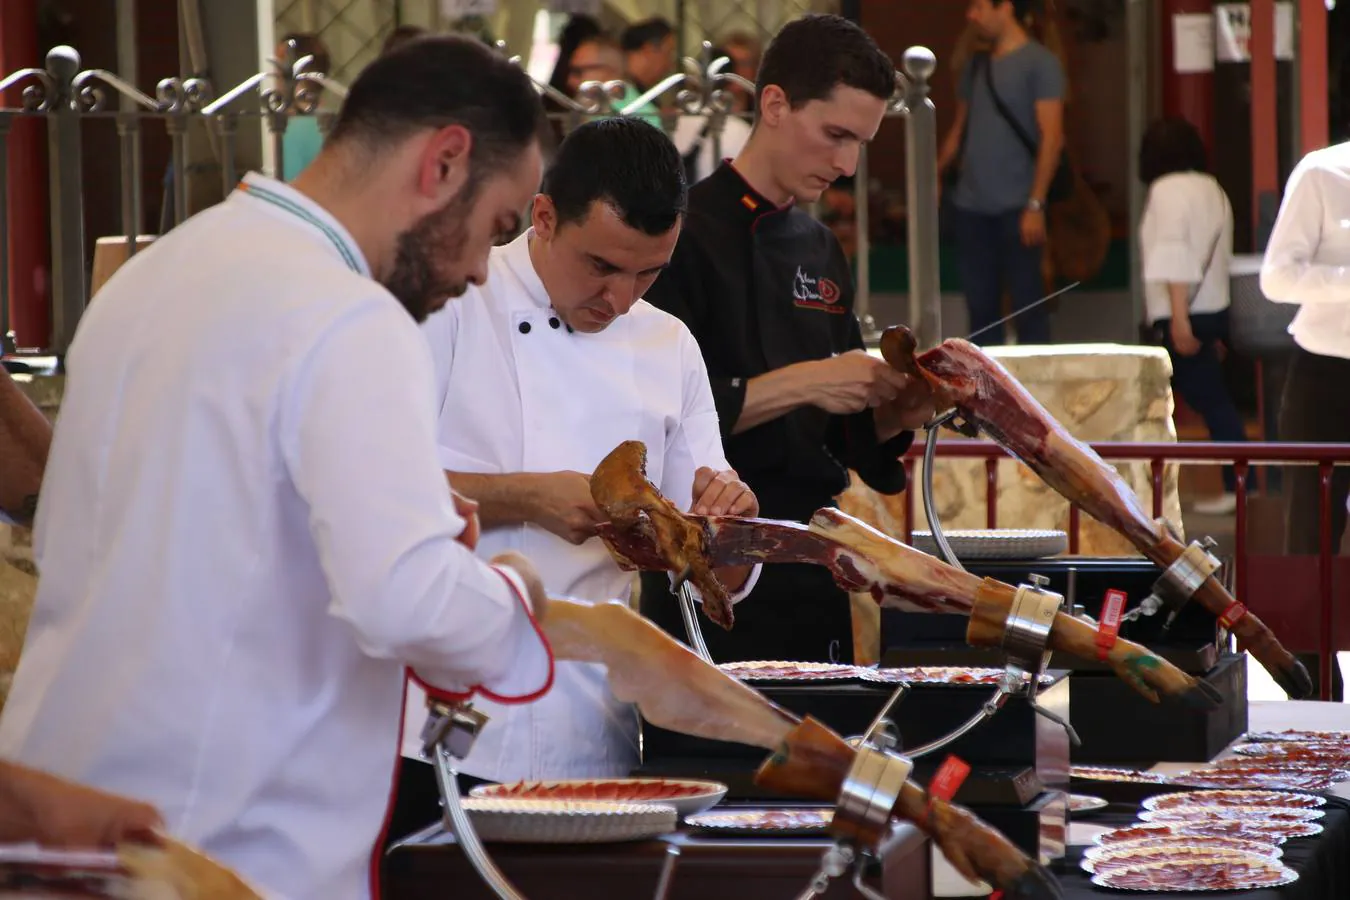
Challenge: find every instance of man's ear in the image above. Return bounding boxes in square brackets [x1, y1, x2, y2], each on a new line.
[418, 123, 472, 206]
[758, 84, 790, 128]
[531, 193, 557, 241]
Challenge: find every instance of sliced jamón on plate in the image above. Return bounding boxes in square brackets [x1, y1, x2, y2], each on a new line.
[1139, 806, 1324, 824]
[1084, 836, 1281, 861]
[472, 779, 727, 817]
[1081, 845, 1270, 876]
[1143, 790, 1326, 811]
[1245, 729, 1350, 743]
[1090, 857, 1298, 892]
[716, 661, 861, 682]
[1071, 766, 1169, 784]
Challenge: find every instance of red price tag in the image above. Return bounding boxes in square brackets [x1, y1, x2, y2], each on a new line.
[929, 755, 971, 808]
[1219, 601, 1248, 629]
[1095, 589, 1127, 661]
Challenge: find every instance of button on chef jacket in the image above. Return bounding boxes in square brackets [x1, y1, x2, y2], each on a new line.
[0, 173, 553, 900]
[640, 162, 915, 665]
[401, 229, 759, 781]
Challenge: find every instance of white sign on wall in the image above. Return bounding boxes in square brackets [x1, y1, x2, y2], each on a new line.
[550, 0, 602, 14]
[1173, 13, 1216, 74]
[440, 0, 497, 17]
[1214, 2, 1295, 63]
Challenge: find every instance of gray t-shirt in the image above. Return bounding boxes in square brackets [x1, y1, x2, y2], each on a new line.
[953, 42, 1065, 215]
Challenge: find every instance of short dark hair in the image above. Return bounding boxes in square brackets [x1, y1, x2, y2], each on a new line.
[1138, 117, 1209, 185]
[280, 32, 331, 74]
[541, 117, 686, 236]
[756, 14, 895, 108]
[327, 36, 546, 180]
[996, 0, 1036, 20]
[621, 18, 675, 53]
[381, 25, 428, 57]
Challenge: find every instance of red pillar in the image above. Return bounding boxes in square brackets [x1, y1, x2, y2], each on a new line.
[1251, 0, 1278, 239]
[1160, 0, 1216, 154]
[0, 0, 51, 350]
[1299, 0, 1328, 155]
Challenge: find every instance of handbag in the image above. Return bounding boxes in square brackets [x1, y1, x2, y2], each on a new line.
[980, 53, 1074, 204]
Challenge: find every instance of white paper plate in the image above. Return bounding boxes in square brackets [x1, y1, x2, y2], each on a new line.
[461, 798, 677, 843]
[472, 778, 727, 818]
[907, 529, 1068, 560]
[1069, 794, 1109, 814]
[684, 807, 833, 835]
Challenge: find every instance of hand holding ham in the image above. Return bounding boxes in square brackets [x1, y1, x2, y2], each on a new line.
[451, 489, 481, 551]
[528, 470, 605, 545]
[691, 467, 758, 517]
[806, 349, 912, 414]
[0, 760, 163, 849]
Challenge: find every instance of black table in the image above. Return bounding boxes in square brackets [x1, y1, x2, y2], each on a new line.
[1048, 795, 1350, 899]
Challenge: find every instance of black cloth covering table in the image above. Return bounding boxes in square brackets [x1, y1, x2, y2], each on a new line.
[1049, 795, 1350, 900]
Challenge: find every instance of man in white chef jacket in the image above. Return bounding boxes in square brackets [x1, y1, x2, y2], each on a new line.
[0, 38, 558, 900]
[390, 117, 760, 832]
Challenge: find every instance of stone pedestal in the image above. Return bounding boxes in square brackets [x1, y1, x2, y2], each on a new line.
[0, 374, 60, 712]
[841, 344, 1183, 664]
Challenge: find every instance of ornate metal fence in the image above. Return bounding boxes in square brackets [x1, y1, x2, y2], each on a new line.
[0, 38, 940, 359]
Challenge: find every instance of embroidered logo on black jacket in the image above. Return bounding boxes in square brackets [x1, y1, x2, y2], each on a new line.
[792, 266, 843, 312]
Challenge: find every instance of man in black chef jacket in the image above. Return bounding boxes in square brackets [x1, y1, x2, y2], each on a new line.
[641, 14, 935, 664]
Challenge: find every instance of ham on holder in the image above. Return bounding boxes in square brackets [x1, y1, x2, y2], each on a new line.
[423, 597, 1065, 900]
[879, 326, 1311, 700]
[590, 440, 1221, 710]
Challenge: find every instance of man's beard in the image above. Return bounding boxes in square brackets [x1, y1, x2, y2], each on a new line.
[382, 188, 475, 322]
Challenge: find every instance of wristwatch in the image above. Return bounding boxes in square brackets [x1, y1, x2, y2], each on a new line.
[1026, 198, 1045, 213]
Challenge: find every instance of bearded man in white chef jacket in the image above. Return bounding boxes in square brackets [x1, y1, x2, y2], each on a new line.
[389, 117, 760, 835]
[0, 38, 560, 900]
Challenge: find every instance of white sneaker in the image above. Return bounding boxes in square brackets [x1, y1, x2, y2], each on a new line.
[1193, 493, 1238, 516]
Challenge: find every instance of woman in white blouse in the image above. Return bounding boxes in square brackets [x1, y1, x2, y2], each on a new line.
[1261, 139, 1350, 702]
[1138, 118, 1244, 516]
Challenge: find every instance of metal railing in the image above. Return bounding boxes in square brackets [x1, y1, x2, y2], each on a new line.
[902, 439, 1350, 699]
[0, 38, 941, 361]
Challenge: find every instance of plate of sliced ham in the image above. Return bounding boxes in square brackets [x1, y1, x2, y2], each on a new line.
[472, 778, 728, 817]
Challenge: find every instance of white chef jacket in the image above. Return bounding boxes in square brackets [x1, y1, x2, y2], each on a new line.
[1140, 171, 1233, 325]
[0, 173, 553, 900]
[1262, 140, 1350, 360]
[401, 230, 759, 782]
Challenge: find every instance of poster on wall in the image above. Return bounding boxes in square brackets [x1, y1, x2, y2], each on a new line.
[1214, 2, 1295, 63]
[550, 0, 602, 13]
[1173, 13, 1215, 73]
[440, 0, 498, 17]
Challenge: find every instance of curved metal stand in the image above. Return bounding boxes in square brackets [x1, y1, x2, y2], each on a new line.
[794, 738, 916, 900]
[677, 581, 714, 663]
[912, 415, 1080, 750]
[423, 698, 685, 900]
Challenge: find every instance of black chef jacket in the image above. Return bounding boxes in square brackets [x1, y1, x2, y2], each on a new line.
[640, 162, 915, 664]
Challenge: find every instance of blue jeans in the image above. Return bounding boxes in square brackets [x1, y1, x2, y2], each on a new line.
[954, 207, 1050, 345]
[1155, 310, 1248, 492]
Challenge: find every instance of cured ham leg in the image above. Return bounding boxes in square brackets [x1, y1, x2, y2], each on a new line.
[881, 326, 1313, 700]
[598, 507, 1218, 709]
[541, 599, 1061, 900]
[591, 440, 733, 628]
